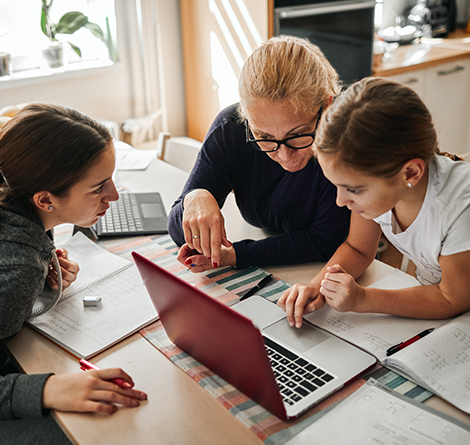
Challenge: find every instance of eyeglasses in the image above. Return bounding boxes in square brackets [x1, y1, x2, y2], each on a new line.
[245, 105, 323, 153]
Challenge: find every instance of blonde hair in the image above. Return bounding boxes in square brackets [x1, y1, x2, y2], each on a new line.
[315, 77, 460, 178]
[238, 35, 341, 118]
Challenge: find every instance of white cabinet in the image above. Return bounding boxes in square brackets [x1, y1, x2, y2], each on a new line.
[390, 58, 470, 157]
[423, 59, 470, 157]
[390, 69, 426, 99]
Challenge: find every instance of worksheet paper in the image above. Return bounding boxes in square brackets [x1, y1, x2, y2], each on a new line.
[115, 140, 157, 170]
[286, 379, 470, 445]
[304, 268, 449, 362]
[385, 310, 470, 415]
[28, 232, 158, 358]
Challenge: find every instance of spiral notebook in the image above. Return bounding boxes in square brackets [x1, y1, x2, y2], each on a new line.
[28, 232, 158, 359]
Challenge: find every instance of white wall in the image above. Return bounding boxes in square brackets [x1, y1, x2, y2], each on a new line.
[382, 0, 413, 29]
[0, 0, 186, 136]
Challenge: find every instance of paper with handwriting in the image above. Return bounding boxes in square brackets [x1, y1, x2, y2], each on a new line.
[28, 232, 158, 358]
[304, 268, 449, 362]
[286, 379, 470, 444]
[385, 310, 470, 414]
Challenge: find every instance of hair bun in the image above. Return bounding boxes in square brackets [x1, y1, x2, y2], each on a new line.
[437, 150, 463, 162]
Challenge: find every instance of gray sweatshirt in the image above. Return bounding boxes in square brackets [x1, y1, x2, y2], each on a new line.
[0, 198, 55, 421]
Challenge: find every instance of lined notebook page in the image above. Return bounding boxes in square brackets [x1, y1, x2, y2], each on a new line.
[304, 269, 449, 362]
[28, 233, 158, 358]
[385, 310, 470, 414]
[60, 232, 131, 296]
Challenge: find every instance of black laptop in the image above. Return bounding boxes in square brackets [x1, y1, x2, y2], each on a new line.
[93, 192, 168, 237]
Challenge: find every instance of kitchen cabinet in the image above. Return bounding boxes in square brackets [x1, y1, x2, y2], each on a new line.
[423, 59, 470, 157]
[390, 58, 470, 157]
[389, 69, 426, 99]
[376, 32, 470, 159]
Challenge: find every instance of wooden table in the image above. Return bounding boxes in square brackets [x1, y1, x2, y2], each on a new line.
[4, 159, 470, 444]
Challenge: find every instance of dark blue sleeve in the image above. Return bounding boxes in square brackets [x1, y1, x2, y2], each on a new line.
[167, 109, 236, 246]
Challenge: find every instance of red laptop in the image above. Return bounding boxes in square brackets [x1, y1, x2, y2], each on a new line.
[132, 252, 376, 420]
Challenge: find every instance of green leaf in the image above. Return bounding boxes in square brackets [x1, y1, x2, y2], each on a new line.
[67, 41, 82, 58]
[105, 16, 119, 62]
[84, 22, 105, 41]
[40, 8, 48, 36]
[41, 3, 55, 40]
[56, 12, 88, 35]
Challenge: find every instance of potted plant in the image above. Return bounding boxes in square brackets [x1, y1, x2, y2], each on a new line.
[0, 31, 11, 78]
[40, 0, 105, 69]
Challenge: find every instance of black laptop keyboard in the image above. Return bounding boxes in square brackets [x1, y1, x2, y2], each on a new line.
[264, 337, 336, 407]
[99, 194, 144, 234]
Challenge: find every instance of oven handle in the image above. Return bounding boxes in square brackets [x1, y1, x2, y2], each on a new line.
[276, 1, 376, 19]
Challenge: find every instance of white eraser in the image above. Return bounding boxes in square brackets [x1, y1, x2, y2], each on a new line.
[83, 296, 101, 307]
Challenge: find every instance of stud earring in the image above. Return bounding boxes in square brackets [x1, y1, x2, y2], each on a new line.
[48, 206, 53, 210]
[407, 183, 413, 189]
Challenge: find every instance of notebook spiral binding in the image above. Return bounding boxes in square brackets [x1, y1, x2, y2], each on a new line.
[63, 263, 135, 301]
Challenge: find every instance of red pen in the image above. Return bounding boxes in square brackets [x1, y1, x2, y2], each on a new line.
[386, 328, 435, 356]
[79, 359, 132, 388]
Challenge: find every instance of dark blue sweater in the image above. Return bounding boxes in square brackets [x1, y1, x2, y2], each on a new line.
[168, 104, 351, 269]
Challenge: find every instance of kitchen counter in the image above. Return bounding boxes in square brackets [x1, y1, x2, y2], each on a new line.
[373, 29, 470, 77]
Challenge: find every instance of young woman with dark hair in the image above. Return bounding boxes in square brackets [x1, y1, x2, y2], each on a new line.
[0, 104, 147, 444]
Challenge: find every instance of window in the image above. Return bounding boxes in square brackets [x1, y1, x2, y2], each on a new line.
[0, 0, 117, 81]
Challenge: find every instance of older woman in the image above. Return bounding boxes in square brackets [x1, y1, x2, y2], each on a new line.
[168, 36, 350, 272]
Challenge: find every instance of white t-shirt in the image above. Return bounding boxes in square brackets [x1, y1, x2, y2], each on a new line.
[374, 155, 470, 285]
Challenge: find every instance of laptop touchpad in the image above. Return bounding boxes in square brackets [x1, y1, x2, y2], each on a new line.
[141, 203, 164, 218]
[264, 319, 329, 353]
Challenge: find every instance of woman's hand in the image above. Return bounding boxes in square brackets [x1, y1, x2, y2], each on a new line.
[319, 264, 365, 312]
[177, 244, 236, 273]
[42, 368, 148, 414]
[182, 189, 232, 269]
[47, 248, 80, 291]
[277, 281, 325, 328]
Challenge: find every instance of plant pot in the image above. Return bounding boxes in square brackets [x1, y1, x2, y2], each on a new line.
[41, 41, 64, 69]
[0, 52, 12, 78]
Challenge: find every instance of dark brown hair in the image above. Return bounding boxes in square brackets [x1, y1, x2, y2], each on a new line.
[315, 77, 461, 178]
[0, 103, 112, 200]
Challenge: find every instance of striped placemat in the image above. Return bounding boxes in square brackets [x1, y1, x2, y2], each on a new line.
[96, 234, 433, 444]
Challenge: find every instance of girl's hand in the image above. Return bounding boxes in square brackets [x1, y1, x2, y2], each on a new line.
[177, 244, 236, 273]
[277, 282, 325, 328]
[320, 264, 365, 312]
[47, 248, 80, 291]
[182, 189, 232, 269]
[42, 369, 148, 414]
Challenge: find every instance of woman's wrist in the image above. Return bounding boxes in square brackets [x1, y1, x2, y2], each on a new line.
[353, 286, 369, 313]
[221, 246, 237, 268]
[182, 188, 210, 209]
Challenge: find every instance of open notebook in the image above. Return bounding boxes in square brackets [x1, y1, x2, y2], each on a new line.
[28, 232, 158, 359]
[304, 268, 470, 415]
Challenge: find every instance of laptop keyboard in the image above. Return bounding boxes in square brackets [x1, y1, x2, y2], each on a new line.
[264, 336, 336, 407]
[99, 194, 144, 234]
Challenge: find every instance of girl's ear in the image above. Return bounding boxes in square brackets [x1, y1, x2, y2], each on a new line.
[32, 191, 54, 212]
[402, 158, 426, 188]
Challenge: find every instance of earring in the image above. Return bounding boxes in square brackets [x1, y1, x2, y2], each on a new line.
[407, 183, 413, 189]
[48, 206, 53, 211]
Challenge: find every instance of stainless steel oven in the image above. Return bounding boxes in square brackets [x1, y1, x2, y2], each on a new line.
[274, 1, 376, 85]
